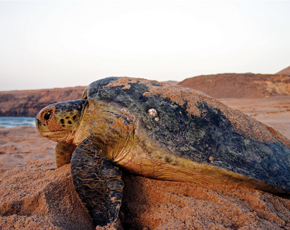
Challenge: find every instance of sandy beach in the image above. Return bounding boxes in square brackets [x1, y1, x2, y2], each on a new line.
[2, 0, 290, 228]
[1, 96, 290, 229]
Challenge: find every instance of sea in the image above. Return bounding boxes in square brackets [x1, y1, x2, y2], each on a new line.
[0, 117, 36, 128]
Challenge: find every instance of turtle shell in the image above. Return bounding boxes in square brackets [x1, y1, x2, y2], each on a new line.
[83, 77, 290, 193]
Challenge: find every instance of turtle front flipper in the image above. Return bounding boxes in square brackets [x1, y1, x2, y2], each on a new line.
[55, 142, 76, 168]
[70, 137, 124, 227]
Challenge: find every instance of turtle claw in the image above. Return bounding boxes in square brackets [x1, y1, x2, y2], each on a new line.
[71, 137, 124, 227]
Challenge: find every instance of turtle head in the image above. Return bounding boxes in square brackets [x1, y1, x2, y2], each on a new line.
[36, 99, 87, 143]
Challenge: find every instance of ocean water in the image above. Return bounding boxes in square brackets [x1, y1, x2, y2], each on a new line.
[0, 117, 36, 128]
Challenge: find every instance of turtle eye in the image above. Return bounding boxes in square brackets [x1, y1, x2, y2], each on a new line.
[44, 112, 51, 120]
[77, 104, 83, 112]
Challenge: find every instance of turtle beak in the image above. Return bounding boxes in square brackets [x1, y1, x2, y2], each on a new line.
[36, 117, 46, 129]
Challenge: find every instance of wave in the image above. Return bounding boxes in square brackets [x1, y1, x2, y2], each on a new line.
[0, 117, 36, 128]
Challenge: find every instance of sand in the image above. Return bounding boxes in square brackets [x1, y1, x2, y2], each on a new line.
[220, 96, 290, 139]
[1, 97, 290, 229]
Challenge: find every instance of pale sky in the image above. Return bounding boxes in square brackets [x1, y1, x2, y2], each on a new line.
[0, 0, 289, 91]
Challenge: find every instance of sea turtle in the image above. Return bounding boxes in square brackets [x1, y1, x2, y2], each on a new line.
[36, 77, 290, 227]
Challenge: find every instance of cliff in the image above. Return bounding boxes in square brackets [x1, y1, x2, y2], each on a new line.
[178, 73, 290, 98]
[0, 86, 85, 117]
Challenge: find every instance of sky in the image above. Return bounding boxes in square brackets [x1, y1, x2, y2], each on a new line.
[0, 0, 290, 91]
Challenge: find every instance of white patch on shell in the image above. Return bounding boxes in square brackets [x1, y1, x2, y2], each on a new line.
[148, 108, 158, 117]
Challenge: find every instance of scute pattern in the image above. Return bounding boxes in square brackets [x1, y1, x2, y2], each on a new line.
[85, 77, 290, 193]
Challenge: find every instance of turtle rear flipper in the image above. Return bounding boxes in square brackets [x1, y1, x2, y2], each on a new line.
[71, 137, 124, 227]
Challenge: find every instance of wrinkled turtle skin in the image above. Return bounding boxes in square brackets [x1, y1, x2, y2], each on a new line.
[36, 77, 290, 227]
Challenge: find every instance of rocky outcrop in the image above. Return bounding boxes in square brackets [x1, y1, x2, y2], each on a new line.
[178, 73, 290, 98]
[0, 87, 85, 117]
